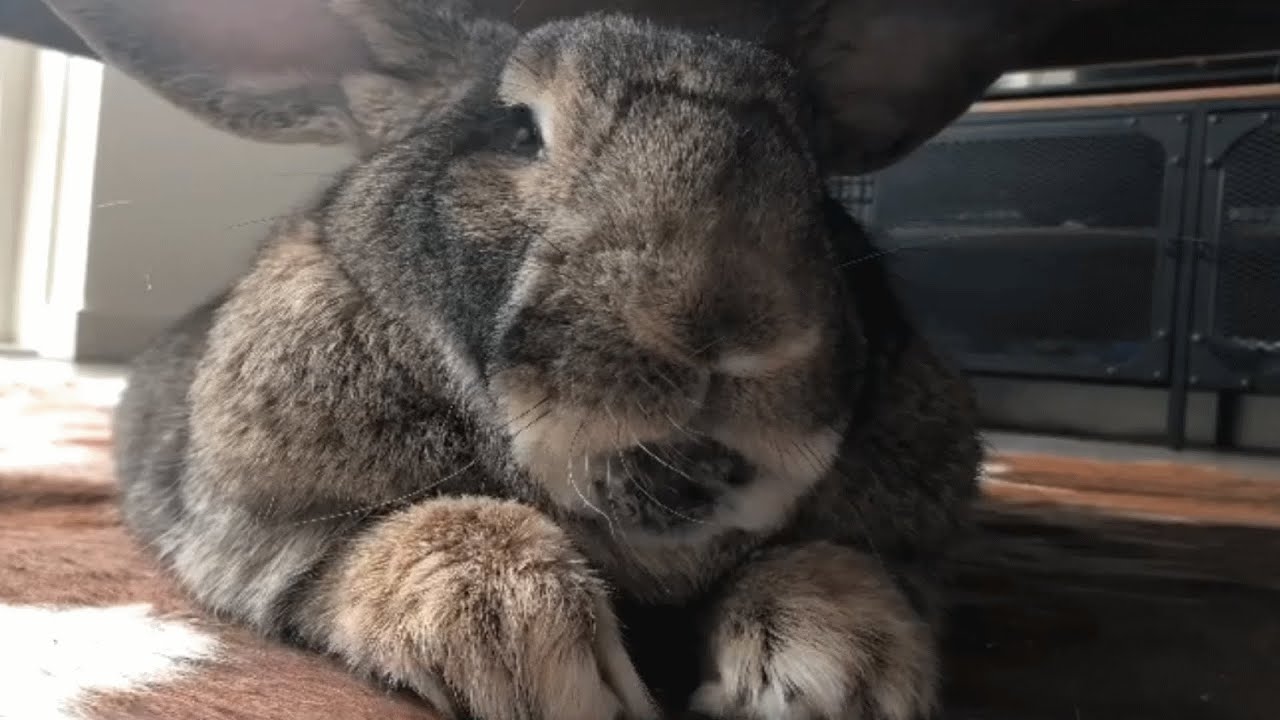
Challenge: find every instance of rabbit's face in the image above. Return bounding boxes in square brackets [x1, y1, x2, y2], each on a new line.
[438, 18, 856, 536]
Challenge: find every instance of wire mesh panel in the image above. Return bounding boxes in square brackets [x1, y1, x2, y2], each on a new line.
[860, 116, 1182, 380]
[1214, 122, 1280, 350]
[827, 175, 875, 223]
[1192, 111, 1280, 391]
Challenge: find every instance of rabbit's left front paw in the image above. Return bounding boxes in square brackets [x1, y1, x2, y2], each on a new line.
[690, 543, 937, 720]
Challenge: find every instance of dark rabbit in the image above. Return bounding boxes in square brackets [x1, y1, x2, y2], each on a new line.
[44, 0, 1069, 717]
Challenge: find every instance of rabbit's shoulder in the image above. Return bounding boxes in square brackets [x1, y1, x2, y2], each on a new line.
[182, 218, 519, 522]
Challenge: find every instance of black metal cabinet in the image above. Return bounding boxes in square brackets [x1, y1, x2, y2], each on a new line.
[839, 111, 1190, 385]
[828, 93, 1280, 448]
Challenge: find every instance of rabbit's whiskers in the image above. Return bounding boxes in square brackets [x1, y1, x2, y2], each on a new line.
[566, 419, 618, 536]
[653, 368, 690, 398]
[663, 411, 703, 443]
[629, 437, 707, 526]
[503, 392, 554, 431]
[223, 214, 290, 231]
[290, 457, 480, 526]
[634, 400, 698, 467]
[834, 234, 962, 271]
[506, 399, 557, 441]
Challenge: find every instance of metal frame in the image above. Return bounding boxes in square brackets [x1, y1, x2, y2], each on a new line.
[1186, 107, 1280, 391]
[1162, 96, 1280, 448]
[1170, 101, 1280, 449]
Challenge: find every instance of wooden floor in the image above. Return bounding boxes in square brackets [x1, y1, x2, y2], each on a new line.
[947, 454, 1280, 720]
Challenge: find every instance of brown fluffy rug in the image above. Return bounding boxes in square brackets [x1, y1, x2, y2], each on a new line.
[2, 365, 1277, 720]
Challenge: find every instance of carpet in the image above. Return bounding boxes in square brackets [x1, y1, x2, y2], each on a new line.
[1, 364, 1277, 720]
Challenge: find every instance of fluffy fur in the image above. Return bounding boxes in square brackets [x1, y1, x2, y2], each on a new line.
[48, 1, 983, 717]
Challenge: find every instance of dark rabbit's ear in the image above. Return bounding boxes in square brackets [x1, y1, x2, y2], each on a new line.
[797, 0, 1072, 174]
[41, 0, 515, 150]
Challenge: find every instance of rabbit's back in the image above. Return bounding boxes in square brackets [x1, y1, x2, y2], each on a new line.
[113, 295, 221, 548]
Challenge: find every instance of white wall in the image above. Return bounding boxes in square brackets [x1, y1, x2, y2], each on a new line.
[74, 66, 352, 362]
[0, 38, 36, 344]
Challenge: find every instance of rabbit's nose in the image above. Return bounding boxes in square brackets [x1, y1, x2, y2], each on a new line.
[712, 324, 822, 378]
[625, 296, 823, 377]
[621, 251, 825, 373]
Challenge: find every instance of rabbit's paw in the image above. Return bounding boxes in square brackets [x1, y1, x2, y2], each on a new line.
[689, 543, 937, 720]
[313, 497, 658, 720]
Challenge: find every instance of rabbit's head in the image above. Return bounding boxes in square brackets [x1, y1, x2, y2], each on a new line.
[47, 0, 1054, 535]
[445, 18, 854, 534]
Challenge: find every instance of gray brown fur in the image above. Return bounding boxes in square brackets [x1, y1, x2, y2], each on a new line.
[50, 0, 983, 717]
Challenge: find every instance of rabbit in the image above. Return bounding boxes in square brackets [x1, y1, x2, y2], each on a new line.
[39, 0, 1033, 717]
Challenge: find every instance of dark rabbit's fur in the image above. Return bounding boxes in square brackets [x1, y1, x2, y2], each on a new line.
[49, 1, 991, 717]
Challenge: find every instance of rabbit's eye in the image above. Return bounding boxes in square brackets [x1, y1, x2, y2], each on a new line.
[502, 105, 544, 159]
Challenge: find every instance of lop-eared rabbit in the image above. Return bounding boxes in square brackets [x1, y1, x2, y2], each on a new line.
[45, 0, 1062, 717]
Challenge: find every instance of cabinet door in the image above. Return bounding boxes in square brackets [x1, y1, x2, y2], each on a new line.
[1189, 109, 1280, 393]
[855, 112, 1190, 383]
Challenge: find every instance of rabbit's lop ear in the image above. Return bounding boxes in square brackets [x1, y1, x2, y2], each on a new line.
[803, 0, 1070, 174]
[41, 0, 514, 150]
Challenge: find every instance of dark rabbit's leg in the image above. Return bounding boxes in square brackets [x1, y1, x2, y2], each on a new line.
[690, 543, 937, 720]
[291, 497, 658, 720]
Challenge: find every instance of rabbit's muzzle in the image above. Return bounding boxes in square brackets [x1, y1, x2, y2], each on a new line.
[489, 262, 847, 538]
[590, 438, 754, 532]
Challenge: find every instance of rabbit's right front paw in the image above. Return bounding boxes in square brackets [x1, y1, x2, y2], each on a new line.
[309, 497, 658, 720]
